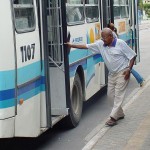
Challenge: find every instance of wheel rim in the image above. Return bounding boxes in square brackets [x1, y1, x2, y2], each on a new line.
[72, 84, 80, 115]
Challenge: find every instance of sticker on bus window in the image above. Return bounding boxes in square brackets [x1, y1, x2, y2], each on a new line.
[118, 21, 126, 33]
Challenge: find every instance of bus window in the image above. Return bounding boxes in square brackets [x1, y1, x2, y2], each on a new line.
[120, 6, 129, 18]
[120, 0, 129, 5]
[114, 6, 120, 19]
[114, 0, 120, 19]
[13, 0, 35, 32]
[113, 0, 119, 5]
[85, 0, 99, 23]
[66, 0, 84, 25]
[120, 0, 129, 18]
[114, 0, 129, 19]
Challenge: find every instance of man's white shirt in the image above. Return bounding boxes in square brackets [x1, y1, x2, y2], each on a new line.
[86, 39, 136, 74]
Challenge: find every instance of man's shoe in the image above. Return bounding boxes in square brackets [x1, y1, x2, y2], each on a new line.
[117, 116, 125, 121]
[105, 117, 117, 126]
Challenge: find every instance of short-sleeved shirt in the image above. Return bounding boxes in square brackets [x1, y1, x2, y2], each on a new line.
[86, 38, 136, 74]
[112, 31, 118, 38]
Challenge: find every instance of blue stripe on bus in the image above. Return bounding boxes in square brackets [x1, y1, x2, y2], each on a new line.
[69, 49, 88, 64]
[18, 78, 41, 96]
[0, 70, 15, 90]
[18, 61, 41, 85]
[93, 54, 104, 63]
[0, 98, 15, 109]
[0, 61, 42, 91]
[18, 86, 41, 102]
[69, 52, 103, 78]
[0, 89, 15, 101]
[69, 52, 103, 87]
[0, 76, 45, 109]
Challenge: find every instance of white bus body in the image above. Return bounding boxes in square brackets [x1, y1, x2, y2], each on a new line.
[0, 0, 139, 138]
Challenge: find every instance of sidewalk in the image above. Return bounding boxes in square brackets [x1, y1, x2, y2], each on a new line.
[90, 80, 150, 150]
[139, 20, 150, 30]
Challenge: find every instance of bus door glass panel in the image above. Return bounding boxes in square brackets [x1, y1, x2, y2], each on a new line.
[13, 0, 35, 32]
[85, 0, 99, 23]
[47, 0, 64, 67]
[66, 0, 84, 25]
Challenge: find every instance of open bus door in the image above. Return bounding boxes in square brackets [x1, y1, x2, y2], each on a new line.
[129, 0, 140, 63]
[40, 0, 69, 128]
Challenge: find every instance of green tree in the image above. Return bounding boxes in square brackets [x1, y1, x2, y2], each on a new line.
[138, 0, 143, 10]
[143, 4, 150, 17]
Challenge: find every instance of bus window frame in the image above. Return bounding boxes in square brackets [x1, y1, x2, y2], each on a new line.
[66, 3, 85, 26]
[120, 5, 129, 18]
[13, 1, 36, 33]
[85, 3, 99, 23]
[114, 0, 129, 19]
[114, 5, 121, 19]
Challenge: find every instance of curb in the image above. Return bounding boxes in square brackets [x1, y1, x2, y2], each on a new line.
[82, 76, 150, 150]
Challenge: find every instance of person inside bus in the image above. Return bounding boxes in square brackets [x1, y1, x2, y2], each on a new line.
[66, 28, 136, 126]
[107, 23, 144, 87]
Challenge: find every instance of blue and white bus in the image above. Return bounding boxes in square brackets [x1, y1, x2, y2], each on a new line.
[0, 0, 139, 138]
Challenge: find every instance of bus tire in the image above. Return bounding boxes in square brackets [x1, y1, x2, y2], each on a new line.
[66, 73, 83, 128]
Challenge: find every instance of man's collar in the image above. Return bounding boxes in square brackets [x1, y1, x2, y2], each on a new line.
[103, 38, 117, 47]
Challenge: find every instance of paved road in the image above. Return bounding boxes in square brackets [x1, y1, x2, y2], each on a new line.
[0, 21, 150, 150]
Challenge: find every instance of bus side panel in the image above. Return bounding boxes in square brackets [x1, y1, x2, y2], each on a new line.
[85, 23, 105, 100]
[68, 22, 106, 100]
[0, 1, 16, 138]
[14, 1, 42, 137]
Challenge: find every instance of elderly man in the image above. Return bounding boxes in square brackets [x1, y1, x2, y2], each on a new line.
[66, 28, 136, 126]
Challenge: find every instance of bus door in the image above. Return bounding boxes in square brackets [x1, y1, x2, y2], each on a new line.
[129, 0, 140, 62]
[41, 0, 69, 127]
[101, 0, 112, 28]
[13, 0, 41, 136]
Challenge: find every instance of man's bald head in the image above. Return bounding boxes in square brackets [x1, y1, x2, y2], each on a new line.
[101, 28, 113, 37]
[101, 28, 114, 46]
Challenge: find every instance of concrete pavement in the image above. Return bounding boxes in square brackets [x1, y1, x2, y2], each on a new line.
[82, 77, 150, 150]
[139, 20, 150, 30]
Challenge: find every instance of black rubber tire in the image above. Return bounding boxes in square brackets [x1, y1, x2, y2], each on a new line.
[65, 73, 83, 128]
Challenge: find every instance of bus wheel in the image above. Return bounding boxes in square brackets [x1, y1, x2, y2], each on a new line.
[66, 73, 83, 128]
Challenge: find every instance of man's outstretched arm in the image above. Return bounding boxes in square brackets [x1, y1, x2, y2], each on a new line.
[65, 42, 88, 49]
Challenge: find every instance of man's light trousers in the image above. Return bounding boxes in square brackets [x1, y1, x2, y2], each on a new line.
[107, 69, 130, 120]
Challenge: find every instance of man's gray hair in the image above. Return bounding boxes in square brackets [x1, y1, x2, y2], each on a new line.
[101, 28, 113, 36]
